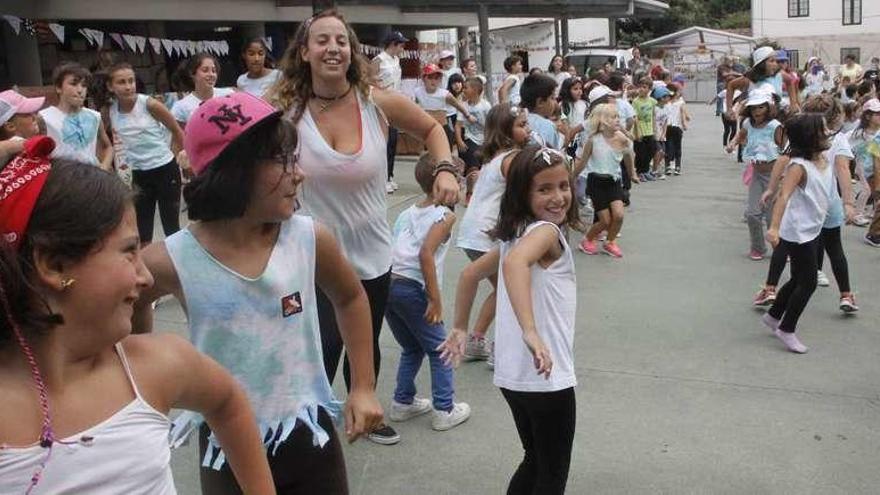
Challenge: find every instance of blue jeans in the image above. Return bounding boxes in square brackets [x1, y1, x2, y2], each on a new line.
[384, 277, 454, 412]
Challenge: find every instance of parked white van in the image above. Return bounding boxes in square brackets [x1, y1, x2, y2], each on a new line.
[566, 48, 633, 74]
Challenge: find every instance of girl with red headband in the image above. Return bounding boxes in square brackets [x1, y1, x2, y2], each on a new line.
[0, 137, 274, 494]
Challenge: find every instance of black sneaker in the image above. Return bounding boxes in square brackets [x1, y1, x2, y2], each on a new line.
[865, 234, 880, 247]
[367, 424, 400, 445]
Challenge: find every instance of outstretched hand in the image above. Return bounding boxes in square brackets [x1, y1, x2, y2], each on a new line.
[437, 328, 468, 368]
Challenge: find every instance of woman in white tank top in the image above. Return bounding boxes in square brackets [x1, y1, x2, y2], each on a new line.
[268, 10, 461, 445]
[0, 150, 273, 494]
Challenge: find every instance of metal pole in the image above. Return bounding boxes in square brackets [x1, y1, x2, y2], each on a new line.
[561, 15, 569, 56]
[554, 18, 561, 55]
[478, 3, 493, 100]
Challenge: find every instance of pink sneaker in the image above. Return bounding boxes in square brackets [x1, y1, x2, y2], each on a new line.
[579, 238, 599, 255]
[603, 242, 623, 258]
[753, 287, 776, 306]
[774, 329, 808, 354]
[749, 250, 764, 261]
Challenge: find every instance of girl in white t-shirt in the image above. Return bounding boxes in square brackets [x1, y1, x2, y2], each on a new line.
[764, 114, 836, 354]
[441, 145, 583, 494]
[236, 38, 281, 99]
[455, 104, 531, 362]
[171, 54, 235, 127]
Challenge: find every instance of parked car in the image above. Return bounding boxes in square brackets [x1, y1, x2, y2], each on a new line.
[566, 48, 633, 75]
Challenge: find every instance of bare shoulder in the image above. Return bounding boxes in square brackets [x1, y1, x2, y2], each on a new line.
[119, 333, 195, 411]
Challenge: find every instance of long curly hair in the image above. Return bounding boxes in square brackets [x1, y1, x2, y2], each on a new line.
[266, 9, 372, 123]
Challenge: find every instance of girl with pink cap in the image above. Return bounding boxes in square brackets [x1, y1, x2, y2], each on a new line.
[133, 91, 383, 492]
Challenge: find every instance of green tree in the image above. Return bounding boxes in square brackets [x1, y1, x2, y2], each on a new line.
[616, 0, 750, 46]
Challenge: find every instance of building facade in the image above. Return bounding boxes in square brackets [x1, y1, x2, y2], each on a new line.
[751, 0, 879, 69]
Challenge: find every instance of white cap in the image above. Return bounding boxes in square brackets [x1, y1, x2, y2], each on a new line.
[439, 49, 455, 60]
[588, 85, 615, 104]
[752, 46, 775, 66]
[862, 98, 880, 113]
[746, 90, 773, 107]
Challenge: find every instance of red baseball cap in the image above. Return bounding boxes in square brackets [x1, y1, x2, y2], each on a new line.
[183, 92, 281, 176]
[422, 64, 442, 78]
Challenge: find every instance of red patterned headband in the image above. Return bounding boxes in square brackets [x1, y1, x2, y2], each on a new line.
[0, 136, 55, 250]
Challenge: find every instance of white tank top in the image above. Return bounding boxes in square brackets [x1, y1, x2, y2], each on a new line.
[109, 94, 174, 171]
[456, 149, 517, 252]
[0, 343, 175, 495]
[294, 92, 391, 280]
[39, 106, 101, 166]
[494, 222, 577, 392]
[779, 157, 835, 244]
[585, 134, 625, 179]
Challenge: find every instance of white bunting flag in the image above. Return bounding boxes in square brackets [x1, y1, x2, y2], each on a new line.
[134, 35, 146, 53]
[161, 38, 173, 56]
[219, 41, 230, 56]
[187, 41, 197, 56]
[262, 36, 273, 52]
[149, 37, 161, 54]
[79, 28, 95, 45]
[2, 15, 21, 35]
[122, 34, 137, 51]
[48, 23, 65, 43]
[110, 33, 125, 50]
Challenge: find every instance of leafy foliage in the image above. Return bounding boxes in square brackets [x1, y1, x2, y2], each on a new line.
[617, 0, 751, 46]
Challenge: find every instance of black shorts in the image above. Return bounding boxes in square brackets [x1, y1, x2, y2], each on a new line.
[587, 173, 624, 212]
[459, 138, 482, 174]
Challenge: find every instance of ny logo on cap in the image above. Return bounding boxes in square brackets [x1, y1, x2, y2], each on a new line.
[207, 103, 252, 134]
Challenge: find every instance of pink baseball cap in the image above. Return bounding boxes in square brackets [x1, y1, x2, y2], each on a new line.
[184, 92, 281, 176]
[0, 89, 45, 126]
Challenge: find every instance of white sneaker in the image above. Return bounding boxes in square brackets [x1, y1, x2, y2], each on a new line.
[390, 179, 399, 191]
[852, 215, 870, 227]
[389, 397, 432, 422]
[431, 402, 471, 431]
[386, 181, 395, 194]
[817, 270, 830, 287]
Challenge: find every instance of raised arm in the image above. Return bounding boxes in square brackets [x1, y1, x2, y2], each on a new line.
[374, 89, 458, 205]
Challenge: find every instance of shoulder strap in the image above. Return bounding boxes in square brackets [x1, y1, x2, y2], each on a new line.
[115, 342, 144, 400]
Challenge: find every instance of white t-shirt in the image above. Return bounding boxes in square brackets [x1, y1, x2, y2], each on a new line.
[494, 221, 577, 392]
[457, 98, 492, 145]
[616, 98, 636, 131]
[654, 104, 669, 139]
[414, 86, 450, 112]
[666, 99, 685, 128]
[391, 204, 452, 288]
[171, 87, 235, 125]
[501, 74, 522, 106]
[457, 149, 517, 252]
[39, 106, 102, 166]
[236, 70, 281, 98]
[779, 157, 835, 244]
[374, 52, 402, 92]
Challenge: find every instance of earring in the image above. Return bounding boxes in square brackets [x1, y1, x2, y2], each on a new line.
[60, 278, 76, 290]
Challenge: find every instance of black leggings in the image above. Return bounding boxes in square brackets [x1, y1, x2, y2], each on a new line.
[198, 409, 348, 494]
[387, 127, 398, 180]
[500, 387, 576, 495]
[721, 116, 737, 147]
[665, 126, 683, 169]
[132, 158, 181, 243]
[766, 227, 850, 293]
[768, 237, 819, 333]
[318, 270, 391, 390]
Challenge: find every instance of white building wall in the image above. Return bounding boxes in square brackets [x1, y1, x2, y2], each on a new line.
[751, 0, 880, 65]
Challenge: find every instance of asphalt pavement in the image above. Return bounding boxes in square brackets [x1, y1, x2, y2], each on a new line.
[159, 103, 880, 495]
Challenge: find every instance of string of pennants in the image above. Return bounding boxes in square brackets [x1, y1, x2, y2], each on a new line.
[2, 14, 241, 58]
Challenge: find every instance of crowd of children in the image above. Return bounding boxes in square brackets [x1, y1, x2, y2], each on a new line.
[2, 11, 879, 493]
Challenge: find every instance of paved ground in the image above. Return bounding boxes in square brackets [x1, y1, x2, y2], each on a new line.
[158, 104, 880, 494]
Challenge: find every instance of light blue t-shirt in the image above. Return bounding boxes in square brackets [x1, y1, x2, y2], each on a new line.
[528, 113, 562, 150]
[823, 132, 855, 229]
[743, 119, 781, 162]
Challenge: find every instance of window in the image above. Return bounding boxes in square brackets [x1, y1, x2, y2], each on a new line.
[786, 50, 800, 69]
[841, 47, 860, 64]
[788, 0, 809, 17]
[843, 0, 862, 25]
